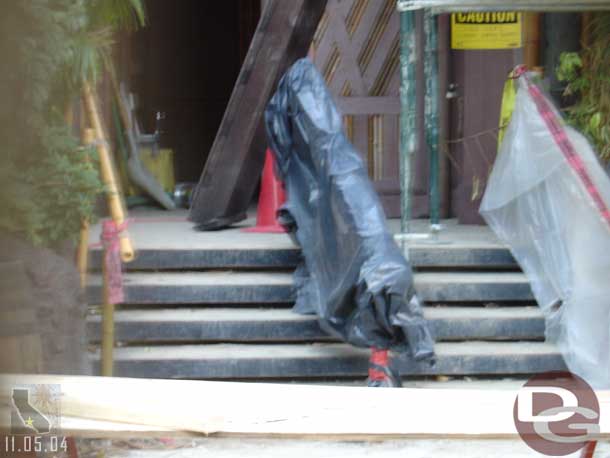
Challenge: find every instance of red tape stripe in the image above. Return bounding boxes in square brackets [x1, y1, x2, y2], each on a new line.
[524, 76, 610, 229]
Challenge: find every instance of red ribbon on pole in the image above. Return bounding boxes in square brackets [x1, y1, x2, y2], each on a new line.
[101, 219, 127, 305]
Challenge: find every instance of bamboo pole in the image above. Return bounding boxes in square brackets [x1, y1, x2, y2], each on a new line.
[76, 128, 97, 289]
[77, 223, 90, 290]
[101, 249, 114, 377]
[82, 81, 134, 263]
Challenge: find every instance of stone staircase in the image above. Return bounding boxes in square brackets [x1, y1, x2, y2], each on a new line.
[86, 216, 565, 381]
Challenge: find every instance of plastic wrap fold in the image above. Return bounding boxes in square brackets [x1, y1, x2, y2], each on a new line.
[265, 59, 434, 361]
[481, 72, 610, 388]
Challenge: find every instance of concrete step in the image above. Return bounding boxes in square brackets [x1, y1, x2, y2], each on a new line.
[90, 244, 516, 270]
[87, 306, 545, 343]
[91, 341, 564, 379]
[88, 217, 516, 270]
[87, 271, 534, 304]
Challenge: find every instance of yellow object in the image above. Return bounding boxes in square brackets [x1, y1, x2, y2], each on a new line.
[127, 148, 175, 197]
[451, 12, 522, 50]
[83, 81, 135, 264]
[497, 71, 518, 150]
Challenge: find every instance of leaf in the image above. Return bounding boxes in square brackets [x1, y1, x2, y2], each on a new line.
[555, 13, 610, 163]
[590, 112, 602, 131]
[557, 52, 582, 83]
[87, 0, 147, 32]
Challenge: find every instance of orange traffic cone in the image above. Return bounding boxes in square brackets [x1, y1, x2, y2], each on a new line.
[243, 148, 287, 233]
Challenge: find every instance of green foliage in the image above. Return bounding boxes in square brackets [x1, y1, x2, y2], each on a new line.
[0, 125, 103, 246]
[558, 14, 610, 162]
[0, 0, 96, 247]
[0, 1, 85, 138]
[87, 0, 146, 32]
[0, 0, 145, 247]
[65, 25, 115, 89]
[65, 0, 146, 87]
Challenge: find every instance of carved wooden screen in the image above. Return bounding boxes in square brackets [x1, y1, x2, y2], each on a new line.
[311, 0, 402, 217]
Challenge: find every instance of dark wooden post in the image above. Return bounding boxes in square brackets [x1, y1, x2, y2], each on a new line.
[190, 0, 327, 229]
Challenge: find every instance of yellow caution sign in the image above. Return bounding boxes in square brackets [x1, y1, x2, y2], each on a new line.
[451, 12, 522, 50]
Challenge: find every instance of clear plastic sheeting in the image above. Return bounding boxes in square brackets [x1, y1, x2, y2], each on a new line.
[480, 74, 610, 388]
[265, 58, 435, 362]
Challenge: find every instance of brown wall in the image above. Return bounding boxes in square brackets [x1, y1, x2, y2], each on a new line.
[449, 49, 522, 224]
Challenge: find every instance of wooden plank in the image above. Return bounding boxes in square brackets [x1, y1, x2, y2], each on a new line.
[360, 0, 399, 92]
[336, 96, 400, 114]
[309, 0, 405, 216]
[327, 0, 367, 95]
[6, 373, 607, 439]
[86, 271, 534, 305]
[87, 341, 564, 379]
[189, 0, 328, 229]
[86, 306, 545, 343]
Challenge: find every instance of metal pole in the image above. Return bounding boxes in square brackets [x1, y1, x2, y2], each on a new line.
[397, 0, 610, 12]
[399, 10, 418, 235]
[424, 10, 441, 230]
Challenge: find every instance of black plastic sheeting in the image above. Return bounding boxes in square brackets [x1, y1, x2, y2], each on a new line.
[265, 58, 435, 361]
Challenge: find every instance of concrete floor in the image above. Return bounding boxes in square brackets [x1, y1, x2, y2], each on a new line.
[89, 209, 504, 251]
[73, 437, 610, 458]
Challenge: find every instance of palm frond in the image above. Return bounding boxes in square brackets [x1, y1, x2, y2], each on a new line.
[66, 27, 115, 86]
[63, 0, 146, 89]
[87, 0, 147, 32]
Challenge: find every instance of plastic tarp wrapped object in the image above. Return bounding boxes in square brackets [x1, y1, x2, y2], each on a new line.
[480, 70, 610, 388]
[264, 58, 435, 361]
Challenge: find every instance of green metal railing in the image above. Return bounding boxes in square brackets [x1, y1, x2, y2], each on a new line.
[397, 0, 610, 12]
[398, 10, 418, 235]
[424, 9, 441, 229]
[399, 8, 441, 235]
[397, 0, 608, 234]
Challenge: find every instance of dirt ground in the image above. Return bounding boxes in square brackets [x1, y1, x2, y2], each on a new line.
[0, 232, 90, 375]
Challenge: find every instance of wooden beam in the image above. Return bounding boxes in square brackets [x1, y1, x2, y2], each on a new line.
[2, 374, 609, 439]
[336, 97, 400, 115]
[189, 0, 327, 229]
